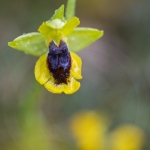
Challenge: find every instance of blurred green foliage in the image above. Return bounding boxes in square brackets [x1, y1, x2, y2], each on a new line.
[0, 0, 150, 149]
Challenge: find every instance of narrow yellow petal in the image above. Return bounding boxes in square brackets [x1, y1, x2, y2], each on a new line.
[34, 54, 51, 85]
[70, 52, 82, 79]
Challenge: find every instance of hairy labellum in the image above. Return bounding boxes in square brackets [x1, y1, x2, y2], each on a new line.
[47, 40, 71, 84]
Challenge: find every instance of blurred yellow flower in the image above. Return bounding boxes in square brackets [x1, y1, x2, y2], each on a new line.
[70, 111, 145, 150]
[70, 111, 108, 150]
[110, 125, 145, 150]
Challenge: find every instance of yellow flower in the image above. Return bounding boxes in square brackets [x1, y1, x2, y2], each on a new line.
[70, 111, 146, 150]
[70, 111, 108, 150]
[8, 5, 103, 94]
[110, 125, 145, 150]
[35, 40, 82, 94]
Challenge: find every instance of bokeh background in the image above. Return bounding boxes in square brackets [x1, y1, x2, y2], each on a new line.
[0, 0, 150, 149]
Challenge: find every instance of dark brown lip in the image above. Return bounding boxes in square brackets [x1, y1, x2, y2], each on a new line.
[47, 40, 71, 84]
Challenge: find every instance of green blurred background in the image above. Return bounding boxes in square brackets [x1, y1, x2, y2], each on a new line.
[0, 0, 150, 149]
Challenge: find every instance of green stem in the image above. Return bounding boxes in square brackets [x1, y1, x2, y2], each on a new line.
[66, 0, 76, 20]
[17, 82, 50, 150]
[19, 81, 42, 116]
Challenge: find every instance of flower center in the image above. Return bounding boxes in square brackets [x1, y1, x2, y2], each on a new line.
[47, 40, 71, 84]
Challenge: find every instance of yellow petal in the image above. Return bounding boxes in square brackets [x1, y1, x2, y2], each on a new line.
[34, 53, 51, 84]
[44, 77, 80, 94]
[34, 51, 82, 94]
[63, 77, 81, 94]
[70, 52, 82, 79]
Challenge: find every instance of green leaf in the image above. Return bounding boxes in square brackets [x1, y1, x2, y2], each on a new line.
[8, 32, 48, 56]
[51, 5, 65, 20]
[66, 0, 76, 20]
[67, 27, 104, 52]
[61, 17, 80, 35]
